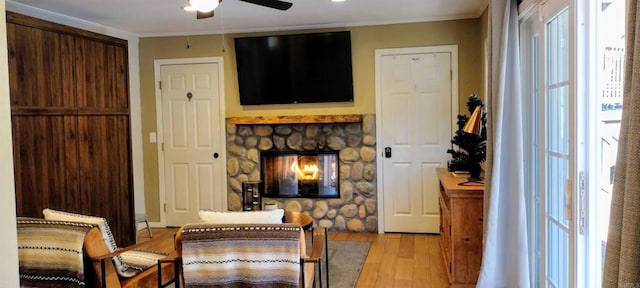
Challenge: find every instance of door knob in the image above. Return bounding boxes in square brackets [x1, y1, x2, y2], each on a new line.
[213, 152, 219, 158]
[384, 147, 392, 158]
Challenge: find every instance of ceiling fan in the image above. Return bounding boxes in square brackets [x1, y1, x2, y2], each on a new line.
[184, 0, 293, 19]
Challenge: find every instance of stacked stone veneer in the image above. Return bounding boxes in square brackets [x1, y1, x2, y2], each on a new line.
[225, 114, 377, 232]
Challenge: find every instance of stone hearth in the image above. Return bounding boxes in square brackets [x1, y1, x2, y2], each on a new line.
[225, 114, 377, 232]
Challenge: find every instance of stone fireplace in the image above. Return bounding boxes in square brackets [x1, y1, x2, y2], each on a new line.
[225, 114, 377, 232]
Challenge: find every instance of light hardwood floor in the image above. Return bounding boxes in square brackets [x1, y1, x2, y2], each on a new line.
[137, 229, 449, 288]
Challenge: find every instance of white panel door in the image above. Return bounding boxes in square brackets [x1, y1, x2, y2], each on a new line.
[380, 51, 453, 233]
[161, 63, 223, 226]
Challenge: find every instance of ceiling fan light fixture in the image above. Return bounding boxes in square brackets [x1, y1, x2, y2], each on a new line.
[183, 5, 198, 12]
[189, 0, 219, 12]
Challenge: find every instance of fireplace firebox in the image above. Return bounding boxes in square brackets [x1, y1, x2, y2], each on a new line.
[261, 151, 340, 198]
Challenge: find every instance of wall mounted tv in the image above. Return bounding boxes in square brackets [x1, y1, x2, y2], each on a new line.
[234, 31, 354, 105]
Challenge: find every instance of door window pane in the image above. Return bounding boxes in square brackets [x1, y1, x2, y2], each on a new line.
[545, 8, 570, 288]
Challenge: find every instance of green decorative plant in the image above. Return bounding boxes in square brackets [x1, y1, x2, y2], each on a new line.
[263, 199, 278, 210]
[447, 94, 487, 181]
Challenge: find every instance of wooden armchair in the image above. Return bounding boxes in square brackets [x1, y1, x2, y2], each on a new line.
[83, 228, 176, 288]
[17, 217, 97, 287]
[17, 217, 176, 288]
[40, 209, 176, 288]
[173, 223, 326, 287]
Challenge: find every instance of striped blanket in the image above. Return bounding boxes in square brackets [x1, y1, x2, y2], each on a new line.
[179, 223, 302, 288]
[16, 217, 94, 288]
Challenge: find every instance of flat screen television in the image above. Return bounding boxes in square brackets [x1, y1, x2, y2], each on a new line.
[234, 31, 354, 105]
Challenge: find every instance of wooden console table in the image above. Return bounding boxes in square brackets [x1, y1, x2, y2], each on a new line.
[436, 167, 484, 287]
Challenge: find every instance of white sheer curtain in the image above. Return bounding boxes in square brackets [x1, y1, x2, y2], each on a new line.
[476, 0, 530, 287]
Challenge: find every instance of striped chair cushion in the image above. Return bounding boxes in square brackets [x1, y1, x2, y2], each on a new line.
[17, 217, 94, 287]
[179, 223, 302, 288]
[120, 249, 170, 272]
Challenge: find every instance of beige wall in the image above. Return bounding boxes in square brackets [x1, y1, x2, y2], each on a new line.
[0, 1, 21, 285]
[480, 7, 489, 104]
[139, 19, 482, 221]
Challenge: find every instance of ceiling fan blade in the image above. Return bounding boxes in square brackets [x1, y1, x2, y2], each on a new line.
[196, 10, 215, 19]
[239, 0, 292, 10]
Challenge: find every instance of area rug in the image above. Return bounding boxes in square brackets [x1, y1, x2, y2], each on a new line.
[307, 240, 371, 288]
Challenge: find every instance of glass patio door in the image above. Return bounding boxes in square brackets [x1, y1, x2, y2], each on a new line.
[522, 0, 627, 286]
[521, 0, 577, 287]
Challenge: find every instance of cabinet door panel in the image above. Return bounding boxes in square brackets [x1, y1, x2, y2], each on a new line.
[77, 115, 134, 246]
[7, 23, 74, 108]
[451, 198, 483, 283]
[8, 12, 134, 248]
[12, 115, 79, 216]
[75, 39, 129, 110]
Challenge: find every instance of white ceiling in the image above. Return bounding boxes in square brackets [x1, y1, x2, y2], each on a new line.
[6, 0, 487, 37]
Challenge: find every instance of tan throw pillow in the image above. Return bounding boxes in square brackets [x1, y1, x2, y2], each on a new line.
[198, 209, 285, 224]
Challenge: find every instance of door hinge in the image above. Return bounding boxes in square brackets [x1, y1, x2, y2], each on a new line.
[164, 203, 167, 212]
[450, 70, 453, 80]
[579, 171, 586, 234]
[161, 142, 164, 152]
[159, 81, 162, 90]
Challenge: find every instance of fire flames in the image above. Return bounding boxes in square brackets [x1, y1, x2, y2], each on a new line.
[290, 161, 319, 180]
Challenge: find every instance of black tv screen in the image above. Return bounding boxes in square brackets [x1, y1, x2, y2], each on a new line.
[234, 31, 354, 105]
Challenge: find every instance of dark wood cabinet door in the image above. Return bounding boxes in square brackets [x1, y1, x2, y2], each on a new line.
[75, 38, 129, 111]
[6, 23, 74, 109]
[77, 115, 134, 246]
[11, 115, 80, 217]
[8, 12, 135, 247]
